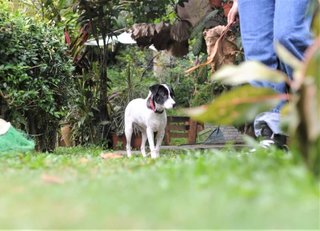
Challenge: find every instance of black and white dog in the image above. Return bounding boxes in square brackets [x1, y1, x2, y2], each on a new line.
[124, 84, 176, 158]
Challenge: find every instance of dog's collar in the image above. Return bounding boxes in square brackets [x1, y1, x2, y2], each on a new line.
[147, 97, 164, 114]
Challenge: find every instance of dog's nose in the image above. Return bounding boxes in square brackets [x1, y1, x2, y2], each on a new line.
[173, 103, 176, 108]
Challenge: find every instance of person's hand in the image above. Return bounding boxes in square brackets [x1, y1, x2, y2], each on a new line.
[227, 0, 239, 25]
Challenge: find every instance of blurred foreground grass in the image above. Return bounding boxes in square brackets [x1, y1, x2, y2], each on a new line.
[0, 146, 319, 229]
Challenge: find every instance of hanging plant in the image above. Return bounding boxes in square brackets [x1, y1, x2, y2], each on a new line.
[210, 0, 222, 8]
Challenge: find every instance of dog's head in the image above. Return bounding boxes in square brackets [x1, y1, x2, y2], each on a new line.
[149, 84, 176, 110]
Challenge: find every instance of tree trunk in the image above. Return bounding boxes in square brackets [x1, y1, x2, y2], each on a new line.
[27, 111, 57, 152]
[97, 44, 112, 147]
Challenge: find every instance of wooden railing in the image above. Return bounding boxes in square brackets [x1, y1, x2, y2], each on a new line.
[164, 116, 204, 145]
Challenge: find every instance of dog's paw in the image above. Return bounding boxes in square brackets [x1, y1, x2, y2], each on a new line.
[151, 151, 159, 159]
[126, 152, 132, 158]
[141, 148, 147, 157]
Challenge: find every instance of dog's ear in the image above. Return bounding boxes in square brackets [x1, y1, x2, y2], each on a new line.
[169, 86, 175, 97]
[149, 84, 160, 95]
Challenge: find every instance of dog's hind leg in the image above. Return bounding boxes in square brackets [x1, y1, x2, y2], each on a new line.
[140, 131, 147, 157]
[125, 121, 133, 158]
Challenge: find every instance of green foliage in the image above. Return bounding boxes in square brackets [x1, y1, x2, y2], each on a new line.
[0, 147, 318, 228]
[65, 64, 100, 145]
[0, 7, 74, 151]
[3, 0, 80, 40]
[190, 82, 228, 106]
[191, 32, 205, 56]
[190, 10, 219, 39]
[128, 0, 174, 23]
[173, 76, 195, 107]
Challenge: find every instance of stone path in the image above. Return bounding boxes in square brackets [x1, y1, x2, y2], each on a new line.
[112, 143, 248, 155]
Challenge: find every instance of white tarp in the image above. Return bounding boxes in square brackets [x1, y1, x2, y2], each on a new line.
[84, 31, 157, 51]
[84, 31, 136, 45]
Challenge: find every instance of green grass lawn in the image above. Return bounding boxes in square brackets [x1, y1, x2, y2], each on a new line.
[0, 146, 319, 229]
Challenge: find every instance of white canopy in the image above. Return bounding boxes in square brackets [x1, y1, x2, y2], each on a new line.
[84, 31, 136, 45]
[84, 31, 157, 51]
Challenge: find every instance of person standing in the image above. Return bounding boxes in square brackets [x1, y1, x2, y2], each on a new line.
[227, 0, 314, 148]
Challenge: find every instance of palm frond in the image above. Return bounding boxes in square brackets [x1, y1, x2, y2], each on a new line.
[192, 32, 204, 56]
[190, 10, 219, 39]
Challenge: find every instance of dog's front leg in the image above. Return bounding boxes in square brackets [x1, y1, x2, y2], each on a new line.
[155, 129, 165, 156]
[146, 127, 157, 158]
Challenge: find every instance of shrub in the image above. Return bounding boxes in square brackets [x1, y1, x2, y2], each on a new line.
[0, 8, 74, 151]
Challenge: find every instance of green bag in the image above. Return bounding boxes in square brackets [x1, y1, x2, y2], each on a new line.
[0, 121, 35, 153]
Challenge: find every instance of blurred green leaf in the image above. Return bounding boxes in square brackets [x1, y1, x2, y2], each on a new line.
[211, 61, 287, 85]
[280, 98, 299, 135]
[275, 42, 303, 71]
[305, 40, 320, 86]
[184, 85, 287, 125]
[300, 40, 320, 140]
[311, 6, 320, 36]
[300, 80, 320, 141]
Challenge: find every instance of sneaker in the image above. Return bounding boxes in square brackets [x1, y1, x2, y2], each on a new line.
[259, 123, 288, 151]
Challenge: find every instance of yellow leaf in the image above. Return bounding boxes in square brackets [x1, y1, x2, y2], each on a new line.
[212, 61, 288, 85]
[41, 174, 64, 184]
[184, 85, 288, 125]
[100, 152, 123, 159]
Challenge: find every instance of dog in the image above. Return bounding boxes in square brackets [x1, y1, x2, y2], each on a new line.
[124, 84, 176, 158]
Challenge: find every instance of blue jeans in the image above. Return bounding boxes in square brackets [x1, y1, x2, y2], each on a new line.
[238, 0, 313, 136]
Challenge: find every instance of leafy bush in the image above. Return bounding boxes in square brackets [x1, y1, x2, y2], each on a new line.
[65, 64, 100, 145]
[0, 7, 74, 151]
[190, 81, 229, 106]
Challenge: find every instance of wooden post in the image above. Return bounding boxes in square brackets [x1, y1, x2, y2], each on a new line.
[188, 119, 198, 144]
[164, 116, 172, 145]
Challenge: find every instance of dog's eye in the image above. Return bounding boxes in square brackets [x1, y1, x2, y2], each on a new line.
[159, 90, 167, 97]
